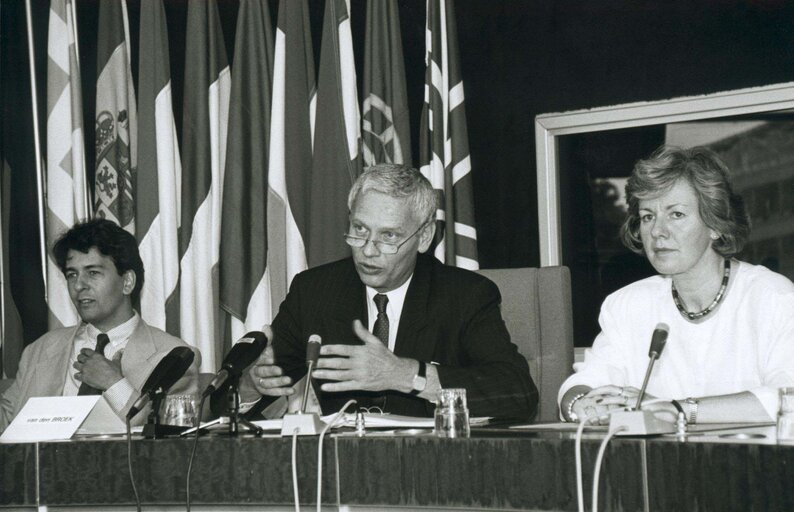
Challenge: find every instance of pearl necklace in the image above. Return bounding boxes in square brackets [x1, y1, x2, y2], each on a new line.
[671, 259, 731, 321]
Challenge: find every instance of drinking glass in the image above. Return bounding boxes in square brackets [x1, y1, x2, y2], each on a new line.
[435, 388, 470, 438]
[777, 387, 794, 444]
[163, 394, 198, 427]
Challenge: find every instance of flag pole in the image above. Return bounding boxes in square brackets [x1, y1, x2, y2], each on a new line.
[69, 0, 92, 216]
[24, 0, 48, 292]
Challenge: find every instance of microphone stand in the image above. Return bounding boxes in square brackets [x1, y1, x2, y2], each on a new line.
[182, 374, 264, 437]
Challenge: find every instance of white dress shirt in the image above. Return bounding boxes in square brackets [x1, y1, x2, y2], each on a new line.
[365, 275, 413, 352]
[63, 313, 140, 414]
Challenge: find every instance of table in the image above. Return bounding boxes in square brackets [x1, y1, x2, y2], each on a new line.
[2, 425, 793, 511]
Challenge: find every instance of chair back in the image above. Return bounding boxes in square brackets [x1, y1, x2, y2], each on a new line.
[477, 266, 574, 422]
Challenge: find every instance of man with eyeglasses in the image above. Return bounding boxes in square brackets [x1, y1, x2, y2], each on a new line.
[240, 164, 537, 420]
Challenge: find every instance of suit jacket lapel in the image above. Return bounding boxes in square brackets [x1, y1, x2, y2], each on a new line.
[394, 255, 434, 361]
[328, 260, 367, 345]
[120, 320, 158, 390]
[39, 325, 81, 396]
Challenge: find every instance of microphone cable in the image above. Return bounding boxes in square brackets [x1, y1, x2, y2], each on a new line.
[316, 400, 357, 512]
[185, 394, 208, 512]
[574, 397, 669, 512]
[126, 417, 142, 512]
[287, 399, 357, 512]
[591, 425, 628, 512]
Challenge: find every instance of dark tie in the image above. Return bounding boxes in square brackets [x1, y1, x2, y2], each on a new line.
[78, 333, 111, 396]
[373, 294, 389, 346]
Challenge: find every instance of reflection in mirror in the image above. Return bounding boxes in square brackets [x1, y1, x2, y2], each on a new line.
[537, 85, 794, 347]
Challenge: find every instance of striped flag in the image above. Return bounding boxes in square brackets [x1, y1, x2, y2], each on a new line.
[419, 0, 479, 270]
[1, 160, 25, 378]
[136, 0, 181, 333]
[267, 0, 315, 312]
[94, 0, 137, 235]
[179, 0, 230, 371]
[220, 0, 275, 342]
[46, 0, 90, 328]
[308, 0, 362, 268]
[362, 0, 412, 166]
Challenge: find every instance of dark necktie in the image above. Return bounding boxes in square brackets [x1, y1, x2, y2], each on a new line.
[78, 333, 111, 396]
[373, 294, 389, 346]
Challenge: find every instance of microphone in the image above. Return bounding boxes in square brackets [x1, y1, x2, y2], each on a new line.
[300, 335, 322, 413]
[281, 334, 326, 436]
[634, 323, 669, 410]
[127, 346, 195, 420]
[202, 331, 268, 398]
[609, 323, 674, 436]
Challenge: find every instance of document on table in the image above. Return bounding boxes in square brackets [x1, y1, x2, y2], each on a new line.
[251, 413, 490, 430]
[0, 395, 128, 443]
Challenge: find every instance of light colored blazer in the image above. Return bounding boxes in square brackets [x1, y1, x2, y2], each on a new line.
[0, 319, 201, 432]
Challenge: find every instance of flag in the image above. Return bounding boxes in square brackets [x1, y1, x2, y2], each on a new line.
[46, 0, 90, 328]
[419, 0, 479, 270]
[94, 0, 137, 235]
[136, 0, 181, 334]
[267, 0, 315, 313]
[1, 159, 25, 378]
[362, 0, 412, 166]
[308, 0, 362, 268]
[179, 0, 230, 371]
[220, 0, 275, 342]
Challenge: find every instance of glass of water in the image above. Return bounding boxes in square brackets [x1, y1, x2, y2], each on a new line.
[777, 387, 794, 444]
[435, 388, 470, 438]
[163, 394, 198, 427]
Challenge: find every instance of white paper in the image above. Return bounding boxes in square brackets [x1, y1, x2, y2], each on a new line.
[0, 396, 100, 443]
[251, 413, 491, 431]
[75, 396, 126, 435]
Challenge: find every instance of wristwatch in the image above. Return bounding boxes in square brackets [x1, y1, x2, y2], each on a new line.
[684, 397, 699, 424]
[410, 361, 427, 395]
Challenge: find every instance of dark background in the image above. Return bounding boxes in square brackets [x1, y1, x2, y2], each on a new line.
[3, 0, 794, 348]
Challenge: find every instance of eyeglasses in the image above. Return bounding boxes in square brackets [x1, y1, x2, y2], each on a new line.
[343, 222, 428, 255]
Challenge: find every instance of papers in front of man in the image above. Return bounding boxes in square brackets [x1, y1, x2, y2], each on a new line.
[0, 395, 125, 443]
[251, 413, 491, 431]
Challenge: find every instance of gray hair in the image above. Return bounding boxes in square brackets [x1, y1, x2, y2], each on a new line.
[348, 164, 437, 224]
[620, 145, 750, 257]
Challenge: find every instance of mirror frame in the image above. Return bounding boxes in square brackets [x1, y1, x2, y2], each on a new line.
[534, 82, 794, 266]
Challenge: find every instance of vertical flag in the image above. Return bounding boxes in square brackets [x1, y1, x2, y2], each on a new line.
[419, 0, 479, 270]
[1, 159, 25, 378]
[308, 0, 362, 268]
[136, 0, 181, 334]
[46, 0, 90, 328]
[94, 0, 137, 235]
[362, 0, 412, 166]
[220, 0, 275, 342]
[179, 0, 230, 371]
[267, 0, 315, 314]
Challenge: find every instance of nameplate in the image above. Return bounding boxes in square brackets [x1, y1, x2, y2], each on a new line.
[0, 395, 124, 443]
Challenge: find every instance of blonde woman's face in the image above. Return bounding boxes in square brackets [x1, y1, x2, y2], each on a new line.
[638, 179, 718, 278]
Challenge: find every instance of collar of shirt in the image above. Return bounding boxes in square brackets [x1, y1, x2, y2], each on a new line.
[365, 275, 413, 352]
[63, 312, 140, 396]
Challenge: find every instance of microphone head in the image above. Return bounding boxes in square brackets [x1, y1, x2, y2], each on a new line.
[141, 346, 195, 395]
[649, 323, 669, 359]
[221, 331, 268, 375]
[306, 334, 322, 365]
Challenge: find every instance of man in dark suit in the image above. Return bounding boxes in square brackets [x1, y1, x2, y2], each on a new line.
[243, 165, 537, 420]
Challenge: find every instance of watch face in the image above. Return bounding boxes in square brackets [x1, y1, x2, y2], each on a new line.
[413, 376, 427, 392]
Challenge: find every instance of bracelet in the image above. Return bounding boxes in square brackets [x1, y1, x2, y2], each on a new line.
[566, 392, 587, 422]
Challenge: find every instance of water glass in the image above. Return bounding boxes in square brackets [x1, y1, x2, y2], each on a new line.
[163, 394, 198, 427]
[777, 387, 794, 444]
[435, 388, 470, 438]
